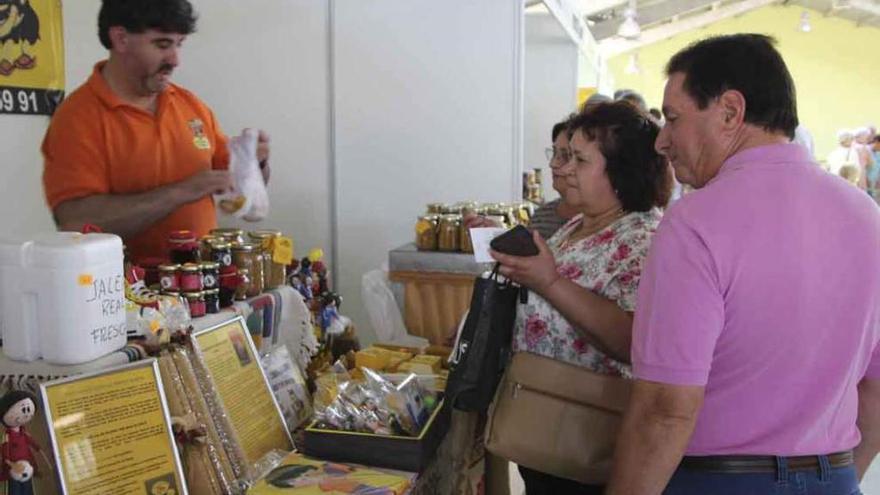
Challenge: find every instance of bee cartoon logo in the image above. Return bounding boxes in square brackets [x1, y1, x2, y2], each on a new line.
[0, 0, 40, 77]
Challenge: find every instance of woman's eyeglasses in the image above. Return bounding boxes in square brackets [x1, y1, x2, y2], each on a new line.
[545, 147, 571, 163]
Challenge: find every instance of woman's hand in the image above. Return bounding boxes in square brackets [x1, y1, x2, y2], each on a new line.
[463, 213, 501, 229]
[490, 230, 561, 295]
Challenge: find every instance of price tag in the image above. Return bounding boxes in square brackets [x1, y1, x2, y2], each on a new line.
[273, 236, 294, 265]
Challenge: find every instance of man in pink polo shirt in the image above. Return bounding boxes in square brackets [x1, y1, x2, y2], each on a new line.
[607, 34, 880, 494]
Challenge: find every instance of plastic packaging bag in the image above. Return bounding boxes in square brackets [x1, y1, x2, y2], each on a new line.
[362, 267, 429, 348]
[216, 128, 269, 222]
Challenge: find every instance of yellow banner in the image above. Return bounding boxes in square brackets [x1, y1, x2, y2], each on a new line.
[0, 0, 65, 114]
[194, 318, 292, 464]
[42, 362, 184, 495]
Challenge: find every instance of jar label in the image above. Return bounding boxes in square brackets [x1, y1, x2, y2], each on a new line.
[415, 220, 433, 235]
[160, 275, 175, 289]
[204, 274, 217, 288]
[273, 237, 294, 265]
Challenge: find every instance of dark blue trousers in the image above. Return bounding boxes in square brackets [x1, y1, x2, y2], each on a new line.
[664, 455, 862, 495]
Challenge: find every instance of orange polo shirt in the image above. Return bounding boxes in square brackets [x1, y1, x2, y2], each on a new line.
[42, 61, 230, 262]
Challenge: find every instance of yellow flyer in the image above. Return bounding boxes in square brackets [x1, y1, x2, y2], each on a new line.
[249, 452, 413, 494]
[0, 0, 65, 114]
[40, 360, 186, 495]
[193, 317, 292, 465]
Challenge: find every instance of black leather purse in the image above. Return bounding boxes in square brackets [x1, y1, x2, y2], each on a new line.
[445, 265, 519, 411]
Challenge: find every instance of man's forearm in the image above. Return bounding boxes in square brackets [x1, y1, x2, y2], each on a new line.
[855, 378, 880, 479]
[53, 182, 190, 239]
[607, 380, 703, 495]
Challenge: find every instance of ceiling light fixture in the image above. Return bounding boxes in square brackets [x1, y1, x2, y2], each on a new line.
[617, 0, 641, 39]
[625, 52, 642, 74]
[799, 10, 812, 32]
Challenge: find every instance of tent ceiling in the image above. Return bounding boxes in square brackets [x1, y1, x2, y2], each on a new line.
[574, 0, 880, 42]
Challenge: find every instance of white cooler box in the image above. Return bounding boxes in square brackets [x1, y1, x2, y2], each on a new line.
[0, 232, 126, 364]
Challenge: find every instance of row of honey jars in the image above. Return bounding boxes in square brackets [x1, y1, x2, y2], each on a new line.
[415, 214, 474, 253]
[202, 229, 289, 292]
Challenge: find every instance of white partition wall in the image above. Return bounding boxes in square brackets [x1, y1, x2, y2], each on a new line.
[331, 0, 524, 343]
[524, 11, 579, 201]
[178, 0, 334, 264]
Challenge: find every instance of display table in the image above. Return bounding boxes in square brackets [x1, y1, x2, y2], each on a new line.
[0, 286, 315, 495]
[388, 243, 491, 345]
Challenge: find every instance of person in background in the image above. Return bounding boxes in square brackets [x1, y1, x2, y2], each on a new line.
[614, 89, 648, 113]
[41, 0, 271, 262]
[826, 129, 858, 177]
[583, 92, 612, 110]
[491, 101, 671, 494]
[855, 127, 877, 194]
[607, 33, 880, 495]
[465, 116, 579, 240]
[527, 118, 582, 239]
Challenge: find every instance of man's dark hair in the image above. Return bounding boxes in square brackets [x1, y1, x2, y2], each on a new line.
[666, 33, 798, 138]
[98, 0, 198, 49]
[568, 101, 672, 211]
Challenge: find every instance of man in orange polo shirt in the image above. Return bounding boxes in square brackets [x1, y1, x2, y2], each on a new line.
[41, 0, 269, 262]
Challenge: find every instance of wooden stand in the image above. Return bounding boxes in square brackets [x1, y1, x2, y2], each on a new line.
[388, 270, 476, 345]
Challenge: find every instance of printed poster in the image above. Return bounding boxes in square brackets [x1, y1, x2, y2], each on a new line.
[193, 317, 292, 465]
[41, 360, 186, 495]
[0, 0, 65, 114]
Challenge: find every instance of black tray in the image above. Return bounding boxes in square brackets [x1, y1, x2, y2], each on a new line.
[301, 399, 450, 473]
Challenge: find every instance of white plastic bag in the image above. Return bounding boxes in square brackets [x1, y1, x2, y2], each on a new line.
[216, 128, 270, 222]
[361, 267, 429, 347]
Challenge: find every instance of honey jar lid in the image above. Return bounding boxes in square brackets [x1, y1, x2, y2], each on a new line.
[158, 264, 180, 271]
[210, 228, 245, 236]
[200, 261, 220, 270]
[183, 291, 204, 299]
[232, 242, 256, 252]
[249, 230, 282, 239]
[210, 242, 231, 250]
[180, 263, 201, 272]
[168, 230, 195, 241]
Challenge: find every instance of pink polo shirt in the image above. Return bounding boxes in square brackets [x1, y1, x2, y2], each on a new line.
[632, 143, 880, 456]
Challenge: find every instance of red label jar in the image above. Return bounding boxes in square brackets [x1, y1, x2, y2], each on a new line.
[158, 264, 180, 293]
[184, 291, 206, 318]
[179, 263, 203, 292]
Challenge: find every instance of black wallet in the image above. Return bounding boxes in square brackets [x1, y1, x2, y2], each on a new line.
[490, 225, 539, 257]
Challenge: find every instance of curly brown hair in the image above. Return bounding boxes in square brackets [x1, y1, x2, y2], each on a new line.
[567, 101, 672, 211]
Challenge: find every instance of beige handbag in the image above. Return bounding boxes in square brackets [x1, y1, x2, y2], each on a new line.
[484, 351, 632, 484]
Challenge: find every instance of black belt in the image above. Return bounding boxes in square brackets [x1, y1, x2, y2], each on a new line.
[680, 451, 854, 474]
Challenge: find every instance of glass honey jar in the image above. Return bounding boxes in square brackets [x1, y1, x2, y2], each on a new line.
[437, 215, 461, 252]
[415, 215, 440, 251]
[248, 230, 287, 289]
[232, 243, 264, 297]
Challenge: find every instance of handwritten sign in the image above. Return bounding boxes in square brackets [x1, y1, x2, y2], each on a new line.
[82, 273, 126, 345]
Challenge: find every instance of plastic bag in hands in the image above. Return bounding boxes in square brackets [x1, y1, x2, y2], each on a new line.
[215, 128, 269, 222]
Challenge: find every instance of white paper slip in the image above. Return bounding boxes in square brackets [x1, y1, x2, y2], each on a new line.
[470, 227, 507, 263]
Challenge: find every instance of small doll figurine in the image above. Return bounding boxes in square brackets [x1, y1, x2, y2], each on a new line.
[299, 257, 313, 280]
[0, 391, 43, 495]
[320, 292, 350, 337]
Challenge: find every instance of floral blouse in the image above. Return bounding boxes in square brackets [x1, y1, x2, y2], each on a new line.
[513, 209, 662, 377]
